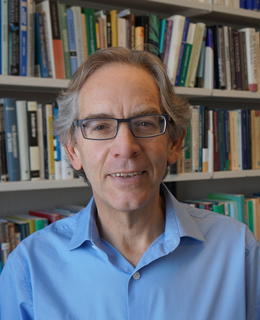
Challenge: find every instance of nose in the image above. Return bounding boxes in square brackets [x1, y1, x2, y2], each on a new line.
[110, 122, 141, 159]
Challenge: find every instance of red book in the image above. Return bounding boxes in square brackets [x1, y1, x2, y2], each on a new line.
[28, 210, 63, 223]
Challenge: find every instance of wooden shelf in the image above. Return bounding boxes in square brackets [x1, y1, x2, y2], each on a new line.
[0, 179, 87, 192]
[165, 170, 260, 182]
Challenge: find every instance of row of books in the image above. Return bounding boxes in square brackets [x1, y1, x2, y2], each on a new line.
[0, 97, 74, 181]
[0, 204, 84, 271]
[1, 1, 260, 92]
[170, 105, 260, 174]
[184, 192, 260, 240]
[215, 0, 260, 10]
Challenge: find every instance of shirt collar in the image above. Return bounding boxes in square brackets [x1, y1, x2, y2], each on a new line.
[68, 184, 205, 251]
[68, 198, 100, 250]
[163, 184, 205, 243]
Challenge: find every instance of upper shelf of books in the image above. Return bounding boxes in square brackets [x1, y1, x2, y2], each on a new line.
[1, 76, 260, 103]
[85, 0, 260, 25]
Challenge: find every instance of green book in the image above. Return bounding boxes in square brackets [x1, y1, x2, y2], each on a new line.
[245, 199, 255, 233]
[58, 2, 71, 78]
[207, 193, 245, 223]
[148, 14, 160, 56]
[83, 8, 97, 55]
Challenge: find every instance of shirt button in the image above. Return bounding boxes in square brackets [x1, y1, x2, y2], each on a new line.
[133, 272, 141, 280]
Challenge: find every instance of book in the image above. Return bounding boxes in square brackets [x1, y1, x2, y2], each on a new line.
[251, 109, 260, 169]
[66, 7, 78, 75]
[166, 15, 186, 84]
[19, 0, 28, 76]
[110, 9, 118, 47]
[27, 0, 35, 77]
[8, 0, 20, 75]
[29, 209, 64, 223]
[34, 11, 49, 77]
[0, 101, 7, 181]
[1, 0, 8, 75]
[83, 8, 97, 55]
[207, 193, 245, 223]
[204, 27, 214, 89]
[178, 22, 195, 87]
[185, 22, 206, 87]
[16, 100, 30, 181]
[35, 0, 55, 78]
[240, 28, 258, 92]
[27, 101, 41, 179]
[49, 0, 65, 79]
[3, 98, 20, 181]
[57, 2, 71, 78]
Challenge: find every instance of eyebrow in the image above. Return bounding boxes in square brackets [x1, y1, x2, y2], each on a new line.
[81, 108, 161, 120]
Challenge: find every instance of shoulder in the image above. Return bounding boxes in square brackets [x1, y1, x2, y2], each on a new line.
[178, 200, 257, 251]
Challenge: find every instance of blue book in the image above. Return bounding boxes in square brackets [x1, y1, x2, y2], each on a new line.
[240, 0, 247, 8]
[175, 17, 190, 86]
[19, 0, 28, 76]
[66, 8, 78, 75]
[34, 12, 49, 77]
[3, 98, 20, 181]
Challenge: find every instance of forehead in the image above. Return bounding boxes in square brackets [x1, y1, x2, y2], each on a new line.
[78, 63, 161, 117]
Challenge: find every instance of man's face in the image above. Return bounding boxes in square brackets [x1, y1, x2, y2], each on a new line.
[67, 63, 181, 213]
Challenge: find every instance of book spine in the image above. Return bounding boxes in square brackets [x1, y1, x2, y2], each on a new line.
[83, 8, 97, 55]
[204, 27, 214, 89]
[0, 101, 8, 181]
[66, 8, 78, 75]
[1, 0, 8, 75]
[8, 0, 20, 75]
[27, 101, 41, 179]
[36, 0, 55, 78]
[110, 10, 118, 47]
[16, 100, 30, 180]
[3, 98, 20, 181]
[27, 0, 35, 77]
[57, 2, 71, 78]
[49, 0, 65, 79]
[19, 0, 28, 76]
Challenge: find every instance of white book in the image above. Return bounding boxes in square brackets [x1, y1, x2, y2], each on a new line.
[118, 17, 127, 48]
[240, 28, 257, 92]
[166, 15, 186, 84]
[16, 101, 30, 180]
[185, 22, 206, 87]
[61, 146, 74, 180]
[72, 6, 85, 67]
[204, 29, 214, 89]
[1, 0, 8, 75]
[36, 0, 55, 78]
[27, 101, 41, 179]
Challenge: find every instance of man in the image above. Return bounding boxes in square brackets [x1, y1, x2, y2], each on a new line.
[0, 48, 259, 320]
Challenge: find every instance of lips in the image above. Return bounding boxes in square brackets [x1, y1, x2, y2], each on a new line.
[109, 171, 146, 178]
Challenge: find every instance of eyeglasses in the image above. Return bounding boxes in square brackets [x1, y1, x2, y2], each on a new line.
[73, 114, 169, 140]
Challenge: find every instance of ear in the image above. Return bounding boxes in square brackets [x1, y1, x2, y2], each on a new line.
[65, 143, 83, 171]
[167, 133, 185, 165]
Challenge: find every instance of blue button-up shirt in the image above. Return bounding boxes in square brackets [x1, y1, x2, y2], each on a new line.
[0, 185, 259, 320]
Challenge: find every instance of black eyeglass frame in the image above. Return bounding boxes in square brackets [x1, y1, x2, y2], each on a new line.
[72, 114, 170, 140]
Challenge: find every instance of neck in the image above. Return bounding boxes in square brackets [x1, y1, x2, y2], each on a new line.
[95, 195, 165, 267]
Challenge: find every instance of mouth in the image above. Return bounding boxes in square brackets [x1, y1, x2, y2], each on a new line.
[109, 171, 146, 178]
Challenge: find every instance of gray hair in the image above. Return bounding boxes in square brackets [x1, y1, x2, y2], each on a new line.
[55, 47, 191, 179]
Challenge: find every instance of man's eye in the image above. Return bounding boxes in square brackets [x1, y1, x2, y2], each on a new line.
[92, 124, 110, 131]
[137, 121, 155, 127]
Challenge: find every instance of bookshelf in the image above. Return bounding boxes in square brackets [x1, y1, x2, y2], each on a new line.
[0, 0, 260, 218]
